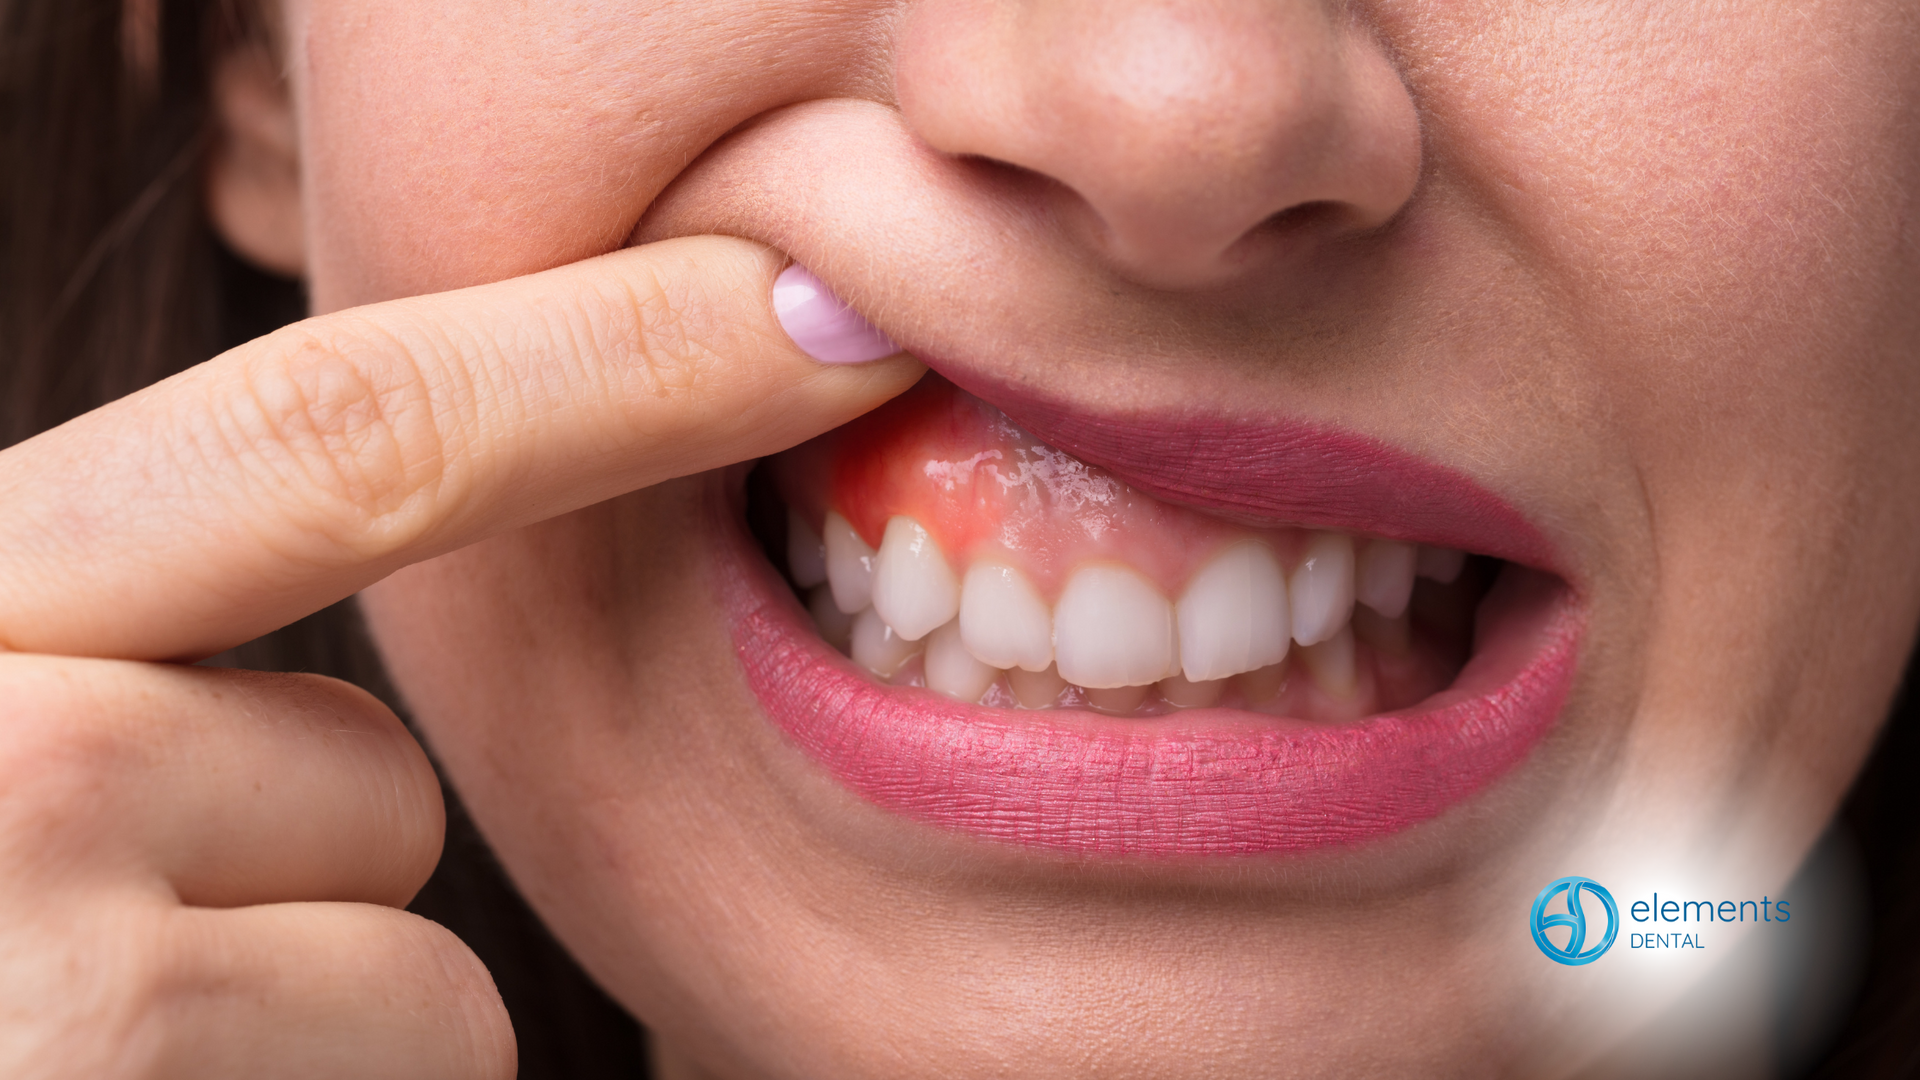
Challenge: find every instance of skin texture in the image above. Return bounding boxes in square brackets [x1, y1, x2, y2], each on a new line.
[0, 72, 920, 1080]
[17, 0, 1920, 1076]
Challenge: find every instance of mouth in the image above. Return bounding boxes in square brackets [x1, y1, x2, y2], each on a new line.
[719, 370, 1583, 858]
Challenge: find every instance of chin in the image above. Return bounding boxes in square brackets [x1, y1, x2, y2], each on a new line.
[359, 365, 1666, 1078]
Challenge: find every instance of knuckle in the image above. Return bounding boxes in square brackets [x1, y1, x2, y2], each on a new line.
[0, 898, 172, 1080]
[606, 262, 722, 404]
[218, 322, 456, 562]
[0, 660, 131, 826]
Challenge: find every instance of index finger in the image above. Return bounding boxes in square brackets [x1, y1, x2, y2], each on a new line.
[0, 236, 922, 660]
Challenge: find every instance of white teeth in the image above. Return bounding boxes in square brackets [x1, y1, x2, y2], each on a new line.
[924, 619, 1001, 702]
[1299, 624, 1357, 698]
[1008, 665, 1068, 708]
[1289, 532, 1356, 647]
[1355, 539, 1416, 619]
[850, 607, 922, 677]
[824, 511, 876, 614]
[1176, 541, 1290, 683]
[870, 516, 960, 641]
[788, 509, 828, 589]
[959, 562, 1053, 672]
[812, 498, 1424, 713]
[1157, 673, 1226, 708]
[1416, 545, 1467, 584]
[1053, 564, 1177, 689]
[808, 584, 854, 653]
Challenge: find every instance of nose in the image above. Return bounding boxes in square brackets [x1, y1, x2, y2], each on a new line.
[895, 0, 1423, 291]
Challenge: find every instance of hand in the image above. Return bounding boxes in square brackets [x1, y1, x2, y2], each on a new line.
[0, 237, 921, 1078]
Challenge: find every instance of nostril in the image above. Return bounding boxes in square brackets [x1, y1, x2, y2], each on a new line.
[896, 0, 1424, 292]
[1254, 201, 1347, 236]
[957, 152, 1028, 176]
[953, 153, 1062, 202]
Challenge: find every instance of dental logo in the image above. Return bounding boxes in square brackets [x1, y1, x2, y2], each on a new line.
[1530, 876, 1619, 966]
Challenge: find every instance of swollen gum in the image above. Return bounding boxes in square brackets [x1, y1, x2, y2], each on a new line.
[768, 376, 1313, 599]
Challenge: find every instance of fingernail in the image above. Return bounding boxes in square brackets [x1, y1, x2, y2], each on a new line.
[773, 263, 900, 364]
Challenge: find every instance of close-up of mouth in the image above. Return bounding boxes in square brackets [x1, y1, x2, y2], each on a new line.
[723, 368, 1584, 857]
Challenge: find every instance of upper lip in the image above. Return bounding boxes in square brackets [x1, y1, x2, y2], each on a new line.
[920, 364, 1561, 572]
[638, 100, 1565, 579]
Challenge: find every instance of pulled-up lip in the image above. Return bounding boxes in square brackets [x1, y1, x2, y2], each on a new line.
[720, 447, 1584, 855]
[640, 98, 1586, 857]
[932, 364, 1562, 573]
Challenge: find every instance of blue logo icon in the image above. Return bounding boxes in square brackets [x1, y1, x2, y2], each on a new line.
[1531, 876, 1618, 965]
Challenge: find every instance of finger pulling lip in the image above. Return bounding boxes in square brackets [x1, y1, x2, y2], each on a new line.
[659, 100, 1584, 855]
[720, 504, 1583, 858]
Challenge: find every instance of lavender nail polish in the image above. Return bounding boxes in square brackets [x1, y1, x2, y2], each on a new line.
[772, 263, 900, 364]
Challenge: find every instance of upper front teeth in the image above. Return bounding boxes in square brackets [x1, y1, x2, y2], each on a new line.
[1176, 540, 1291, 683]
[1054, 564, 1177, 689]
[870, 516, 959, 641]
[813, 510, 1464, 707]
[959, 562, 1054, 672]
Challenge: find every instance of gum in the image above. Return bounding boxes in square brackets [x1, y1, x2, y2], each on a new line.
[769, 376, 1317, 599]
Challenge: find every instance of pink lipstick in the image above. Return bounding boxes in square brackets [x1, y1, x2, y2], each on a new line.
[724, 376, 1582, 856]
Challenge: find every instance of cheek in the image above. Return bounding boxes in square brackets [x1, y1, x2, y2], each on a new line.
[355, 478, 792, 956]
[354, 480, 925, 1068]
[1370, 0, 1920, 852]
[291, 0, 639, 307]
[1399, 0, 1920, 616]
[287, 0, 879, 310]
[359, 481, 740, 818]
[1412, 0, 1915, 370]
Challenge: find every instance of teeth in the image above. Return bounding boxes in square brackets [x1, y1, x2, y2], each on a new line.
[924, 619, 1001, 702]
[1084, 684, 1149, 714]
[870, 516, 960, 642]
[1289, 533, 1356, 647]
[1299, 624, 1357, 698]
[959, 562, 1054, 672]
[1416, 545, 1467, 584]
[1052, 564, 1177, 690]
[788, 510, 828, 589]
[824, 511, 876, 614]
[1352, 604, 1410, 656]
[1008, 665, 1068, 708]
[1176, 541, 1290, 683]
[1157, 673, 1226, 708]
[850, 607, 922, 677]
[1355, 539, 1416, 619]
[807, 584, 854, 653]
[810, 501, 1434, 714]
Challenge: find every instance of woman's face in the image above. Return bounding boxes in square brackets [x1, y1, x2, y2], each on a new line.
[270, 0, 1920, 1073]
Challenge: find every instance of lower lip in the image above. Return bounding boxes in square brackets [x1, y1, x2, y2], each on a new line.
[719, 515, 1583, 858]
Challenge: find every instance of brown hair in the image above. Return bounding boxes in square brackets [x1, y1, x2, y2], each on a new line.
[2, 1, 1916, 1075]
